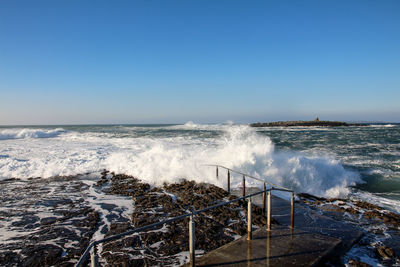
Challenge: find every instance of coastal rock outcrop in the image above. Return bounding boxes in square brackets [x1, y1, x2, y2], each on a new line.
[99, 173, 273, 266]
[250, 120, 363, 127]
[297, 193, 400, 266]
[0, 177, 101, 267]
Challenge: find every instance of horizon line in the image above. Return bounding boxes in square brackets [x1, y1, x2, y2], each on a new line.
[1, 120, 399, 127]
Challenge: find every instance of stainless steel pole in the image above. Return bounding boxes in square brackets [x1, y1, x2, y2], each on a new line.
[247, 198, 252, 240]
[227, 170, 230, 193]
[267, 190, 271, 231]
[291, 192, 294, 229]
[189, 214, 195, 267]
[242, 175, 246, 197]
[90, 245, 98, 267]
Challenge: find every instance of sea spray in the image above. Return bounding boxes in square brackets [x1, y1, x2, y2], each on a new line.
[0, 124, 361, 198]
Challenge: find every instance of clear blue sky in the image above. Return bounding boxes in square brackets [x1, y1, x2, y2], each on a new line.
[1, 0, 399, 124]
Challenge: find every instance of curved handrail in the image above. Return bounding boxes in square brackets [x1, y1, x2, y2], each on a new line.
[204, 164, 292, 191]
[75, 188, 286, 266]
[75, 167, 295, 267]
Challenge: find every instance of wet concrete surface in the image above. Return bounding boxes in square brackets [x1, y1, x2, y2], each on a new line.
[242, 188, 363, 254]
[183, 188, 363, 267]
[265, 194, 363, 256]
[189, 227, 341, 267]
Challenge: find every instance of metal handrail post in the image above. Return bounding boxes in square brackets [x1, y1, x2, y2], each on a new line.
[227, 170, 230, 193]
[291, 192, 295, 229]
[189, 214, 195, 267]
[267, 190, 271, 231]
[247, 198, 252, 240]
[90, 244, 98, 267]
[242, 175, 246, 197]
[203, 164, 292, 191]
[262, 183, 266, 215]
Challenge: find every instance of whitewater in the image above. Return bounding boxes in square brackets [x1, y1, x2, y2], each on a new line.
[0, 123, 399, 212]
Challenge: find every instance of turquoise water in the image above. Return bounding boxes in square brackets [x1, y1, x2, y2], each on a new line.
[256, 125, 400, 202]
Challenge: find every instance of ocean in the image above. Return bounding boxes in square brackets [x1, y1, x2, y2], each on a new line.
[1, 122, 399, 212]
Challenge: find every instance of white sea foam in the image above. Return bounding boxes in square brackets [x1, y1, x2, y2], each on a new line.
[369, 124, 396, 128]
[83, 177, 134, 252]
[183, 121, 198, 128]
[352, 191, 400, 213]
[0, 128, 65, 140]
[0, 125, 362, 199]
[168, 121, 229, 131]
[344, 245, 384, 267]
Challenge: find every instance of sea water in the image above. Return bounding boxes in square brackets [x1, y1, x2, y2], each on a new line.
[0, 122, 399, 212]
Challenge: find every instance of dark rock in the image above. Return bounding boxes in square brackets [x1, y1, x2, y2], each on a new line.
[363, 210, 382, 220]
[229, 222, 247, 236]
[352, 201, 383, 211]
[11, 215, 40, 227]
[344, 207, 359, 215]
[99, 203, 117, 211]
[72, 211, 99, 228]
[376, 246, 395, 259]
[0, 251, 22, 266]
[250, 120, 364, 127]
[348, 259, 373, 267]
[297, 193, 327, 201]
[40, 217, 57, 225]
[21, 244, 63, 267]
[99, 175, 274, 266]
[105, 222, 133, 237]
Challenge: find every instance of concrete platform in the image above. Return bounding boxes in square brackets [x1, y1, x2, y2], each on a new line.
[189, 227, 341, 267]
[239, 188, 363, 254]
[183, 188, 363, 266]
[260, 193, 363, 255]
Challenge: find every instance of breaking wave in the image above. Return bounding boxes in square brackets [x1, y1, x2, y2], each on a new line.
[0, 125, 362, 199]
[0, 128, 65, 140]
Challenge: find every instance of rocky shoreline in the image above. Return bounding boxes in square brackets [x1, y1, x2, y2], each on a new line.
[297, 193, 400, 266]
[1, 173, 399, 266]
[0, 176, 101, 267]
[250, 120, 364, 127]
[97, 172, 272, 266]
[0, 172, 273, 267]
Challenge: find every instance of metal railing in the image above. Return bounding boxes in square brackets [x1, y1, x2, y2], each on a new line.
[205, 164, 293, 219]
[76, 167, 295, 267]
[205, 164, 292, 192]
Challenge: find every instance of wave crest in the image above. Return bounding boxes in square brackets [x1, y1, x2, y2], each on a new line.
[0, 125, 361, 198]
[103, 126, 361, 198]
[0, 128, 65, 140]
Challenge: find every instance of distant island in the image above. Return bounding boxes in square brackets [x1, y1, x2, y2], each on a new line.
[250, 118, 364, 127]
